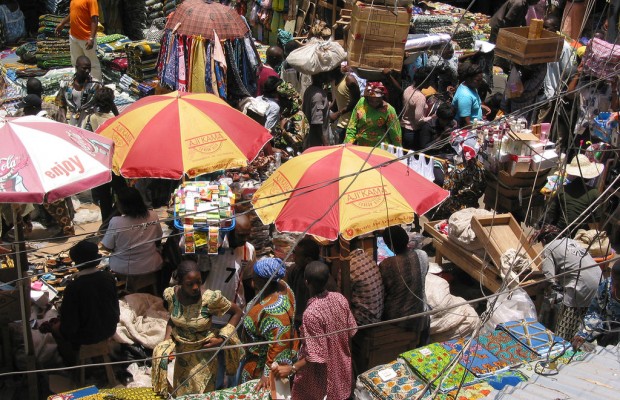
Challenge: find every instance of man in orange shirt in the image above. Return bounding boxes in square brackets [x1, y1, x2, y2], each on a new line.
[55, 0, 102, 82]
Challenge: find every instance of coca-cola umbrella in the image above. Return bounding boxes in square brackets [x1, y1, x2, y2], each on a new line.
[0, 116, 114, 203]
[0, 115, 114, 395]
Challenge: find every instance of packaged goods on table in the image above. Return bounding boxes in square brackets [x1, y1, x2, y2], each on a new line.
[173, 182, 236, 254]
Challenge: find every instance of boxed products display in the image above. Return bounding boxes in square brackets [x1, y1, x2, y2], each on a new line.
[173, 182, 236, 253]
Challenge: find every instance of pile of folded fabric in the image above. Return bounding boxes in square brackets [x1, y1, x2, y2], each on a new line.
[119, 74, 140, 96]
[36, 38, 72, 69]
[97, 34, 131, 83]
[430, 24, 474, 50]
[125, 41, 160, 81]
[45, 0, 69, 14]
[36, 67, 74, 95]
[411, 15, 454, 34]
[38, 14, 68, 38]
[122, 0, 148, 40]
[145, 0, 165, 26]
[163, 0, 179, 16]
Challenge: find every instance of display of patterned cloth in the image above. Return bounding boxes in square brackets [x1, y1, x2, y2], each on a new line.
[477, 330, 538, 367]
[39, 14, 69, 38]
[515, 348, 589, 380]
[498, 318, 570, 357]
[429, 25, 474, 50]
[358, 359, 427, 399]
[440, 338, 508, 377]
[411, 15, 454, 34]
[175, 379, 270, 400]
[36, 37, 72, 69]
[401, 343, 476, 392]
[126, 41, 161, 81]
[47, 386, 163, 399]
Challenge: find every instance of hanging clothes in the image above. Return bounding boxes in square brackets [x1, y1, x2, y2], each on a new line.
[204, 41, 213, 94]
[409, 154, 435, 182]
[177, 35, 187, 91]
[190, 37, 207, 93]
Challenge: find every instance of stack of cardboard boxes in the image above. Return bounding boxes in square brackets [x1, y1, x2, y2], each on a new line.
[346, 2, 411, 71]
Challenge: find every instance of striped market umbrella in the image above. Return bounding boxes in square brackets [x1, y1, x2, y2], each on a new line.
[165, 0, 249, 39]
[252, 144, 449, 241]
[0, 116, 113, 204]
[96, 91, 272, 179]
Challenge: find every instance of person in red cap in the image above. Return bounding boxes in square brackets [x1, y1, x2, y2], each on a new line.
[344, 82, 401, 147]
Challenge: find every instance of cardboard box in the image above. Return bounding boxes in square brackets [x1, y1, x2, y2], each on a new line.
[347, 34, 405, 71]
[508, 155, 532, 176]
[350, 2, 411, 44]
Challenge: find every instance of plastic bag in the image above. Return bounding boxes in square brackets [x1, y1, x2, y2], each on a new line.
[484, 288, 537, 332]
[505, 66, 524, 99]
[286, 38, 347, 75]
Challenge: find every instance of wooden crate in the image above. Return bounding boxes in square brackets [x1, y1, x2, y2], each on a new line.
[496, 169, 550, 188]
[346, 33, 405, 71]
[470, 213, 543, 271]
[350, 2, 410, 43]
[495, 27, 563, 65]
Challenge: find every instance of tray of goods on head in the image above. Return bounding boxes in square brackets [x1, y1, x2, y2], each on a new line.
[173, 182, 236, 254]
[495, 22, 563, 65]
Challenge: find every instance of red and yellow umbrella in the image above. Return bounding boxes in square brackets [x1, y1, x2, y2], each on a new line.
[252, 144, 449, 241]
[97, 91, 272, 179]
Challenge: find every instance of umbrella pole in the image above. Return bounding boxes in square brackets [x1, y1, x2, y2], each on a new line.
[12, 208, 38, 399]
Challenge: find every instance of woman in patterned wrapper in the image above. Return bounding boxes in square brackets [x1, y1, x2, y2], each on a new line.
[239, 258, 298, 390]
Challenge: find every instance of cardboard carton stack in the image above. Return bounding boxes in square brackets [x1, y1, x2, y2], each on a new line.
[346, 2, 411, 71]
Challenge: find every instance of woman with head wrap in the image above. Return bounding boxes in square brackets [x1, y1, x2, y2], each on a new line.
[344, 81, 402, 147]
[433, 132, 486, 219]
[273, 81, 309, 154]
[452, 62, 484, 127]
[240, 258, 298, 390]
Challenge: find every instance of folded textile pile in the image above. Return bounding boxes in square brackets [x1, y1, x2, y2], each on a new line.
[119, 74, 140, 96]
[430, 25, 474, 50]
[145, 0, 165, 25]
[163, 0, 179, 16]
[45, 0, 69, 14]
[411, 15, 454, 34]
[125, 41, 160, 81]
[122, 0, 147, 40]
[38, 14, 68, 38]
[36, 67, 74, 95]
[36, 38, 72, 69]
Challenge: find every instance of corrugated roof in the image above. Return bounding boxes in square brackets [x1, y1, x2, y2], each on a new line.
[486, 344, 620, 399]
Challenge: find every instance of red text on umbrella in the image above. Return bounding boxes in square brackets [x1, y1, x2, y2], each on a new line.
[45, 156, 85, 178]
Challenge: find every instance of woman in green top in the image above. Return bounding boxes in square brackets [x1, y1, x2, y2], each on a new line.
[344, 82, 402, 147]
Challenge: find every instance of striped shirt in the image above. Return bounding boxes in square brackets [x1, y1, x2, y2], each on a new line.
[348, 249, 384, 325]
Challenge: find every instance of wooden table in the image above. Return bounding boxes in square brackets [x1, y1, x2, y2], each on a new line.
[424, 221, 548, 311]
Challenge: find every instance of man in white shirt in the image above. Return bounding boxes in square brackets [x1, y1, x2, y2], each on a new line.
[199, 214, 255, 325]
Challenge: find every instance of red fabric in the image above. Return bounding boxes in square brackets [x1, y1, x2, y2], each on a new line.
[256, 65, 279, 96]
[292, 291, 357, 400]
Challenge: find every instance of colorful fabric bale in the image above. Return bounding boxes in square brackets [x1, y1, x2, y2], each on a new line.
[358, 359, 427, 399]
[477, 330, 539, 367]
[401, 343, 476, 392]
[498, 318, 570, 357]
[440, 338, 509, 377]
[175, 380, 270, 399]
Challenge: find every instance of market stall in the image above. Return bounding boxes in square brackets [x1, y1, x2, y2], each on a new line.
[156, 0, 259, 100]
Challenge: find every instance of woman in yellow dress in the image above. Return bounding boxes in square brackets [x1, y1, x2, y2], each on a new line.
[152, 260, 244, 397]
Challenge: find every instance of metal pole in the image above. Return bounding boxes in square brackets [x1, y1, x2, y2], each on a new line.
[12, 207, 38, 399]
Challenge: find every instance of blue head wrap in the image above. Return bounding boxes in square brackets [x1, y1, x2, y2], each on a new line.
[253, 258, 286, 281]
